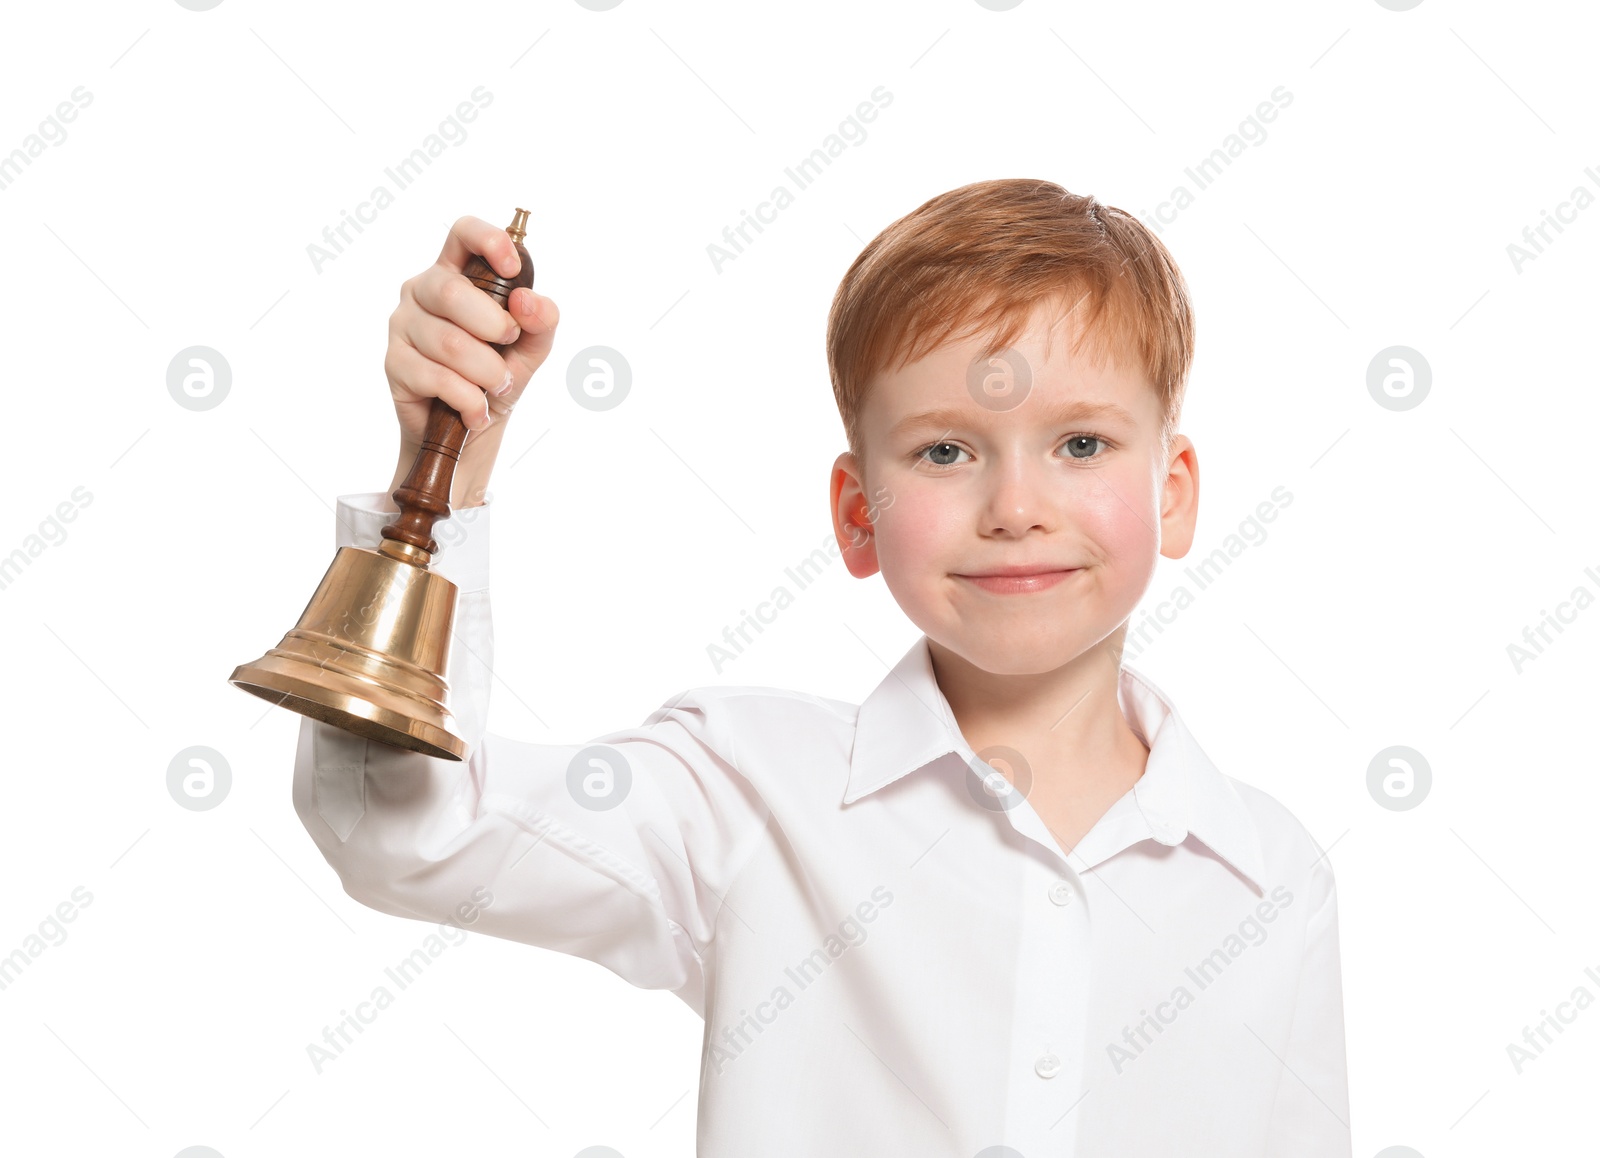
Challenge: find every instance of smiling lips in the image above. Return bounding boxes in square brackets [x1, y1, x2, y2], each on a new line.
[954, 565, 1082, 595]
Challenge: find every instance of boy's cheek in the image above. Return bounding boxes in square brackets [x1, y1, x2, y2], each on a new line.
[871, 494, 959, 567]
[1072, 469, 1158, 545]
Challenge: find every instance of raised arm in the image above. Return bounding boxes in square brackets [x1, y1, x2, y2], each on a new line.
[289, 217, 768, 1014]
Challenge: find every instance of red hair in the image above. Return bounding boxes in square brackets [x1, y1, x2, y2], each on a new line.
[826, 178, 1194, 458]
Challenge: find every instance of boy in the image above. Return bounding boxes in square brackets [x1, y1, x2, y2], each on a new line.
[294, 178, 1350, 1155]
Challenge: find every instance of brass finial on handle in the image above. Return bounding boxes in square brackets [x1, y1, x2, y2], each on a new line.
[506, 207, 530, 244]
[381, 208, 535, 559]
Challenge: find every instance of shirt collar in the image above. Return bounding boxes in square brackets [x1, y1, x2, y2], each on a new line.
[842, 634, 1267, 893]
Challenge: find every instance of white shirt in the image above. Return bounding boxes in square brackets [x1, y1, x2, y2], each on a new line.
[294, 492, 1351, 1157]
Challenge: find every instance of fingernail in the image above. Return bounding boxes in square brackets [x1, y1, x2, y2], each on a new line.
[503, 324, 521, 344]
[496, 370, 513, 395]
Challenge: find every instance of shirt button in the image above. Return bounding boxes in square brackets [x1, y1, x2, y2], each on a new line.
[1048, 881, 1073, 905]
[1035, 1052, 1061, 1078]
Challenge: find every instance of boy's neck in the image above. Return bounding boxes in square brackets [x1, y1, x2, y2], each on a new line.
[927, 634, 1150, 792]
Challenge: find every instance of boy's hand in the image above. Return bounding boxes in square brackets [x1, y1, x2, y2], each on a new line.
[383, 214, 560, 508]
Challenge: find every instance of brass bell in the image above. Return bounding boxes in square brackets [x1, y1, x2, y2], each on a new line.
[229, 208, 535, 761]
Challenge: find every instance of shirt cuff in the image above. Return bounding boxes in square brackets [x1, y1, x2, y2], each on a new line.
[334, 491, 493, 594]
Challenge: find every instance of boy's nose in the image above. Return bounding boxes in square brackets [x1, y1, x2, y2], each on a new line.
[977, 457, 1056, 537]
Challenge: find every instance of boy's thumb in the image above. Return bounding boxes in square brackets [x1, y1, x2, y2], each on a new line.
[504, 289, 558, 380]
[513, 288, 555, 332]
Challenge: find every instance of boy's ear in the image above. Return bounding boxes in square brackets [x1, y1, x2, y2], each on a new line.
[1158, 434, 1200, 560]
[830, 451, 881, 578]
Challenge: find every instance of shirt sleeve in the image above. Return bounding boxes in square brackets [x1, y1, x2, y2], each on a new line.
[1265, 854, 1352, 1155]
[289, 492, 770, 1016]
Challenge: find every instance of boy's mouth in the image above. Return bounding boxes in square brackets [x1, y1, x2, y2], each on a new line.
[953, 565, 1081, 595]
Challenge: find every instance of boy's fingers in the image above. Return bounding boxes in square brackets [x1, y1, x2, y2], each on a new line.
[437, 215, 521, 279]
[485, 289, 553, 348]
[390, 343, 495, 431]
[411, 262, 518, 346]
[402, 310, 511, 399]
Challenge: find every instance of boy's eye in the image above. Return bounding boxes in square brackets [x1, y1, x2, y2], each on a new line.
[918, 441, 970, 467]
[1061, 435, 1105, 460]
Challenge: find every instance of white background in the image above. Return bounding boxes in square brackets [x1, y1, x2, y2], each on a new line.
[1, 0, 1595, 1154]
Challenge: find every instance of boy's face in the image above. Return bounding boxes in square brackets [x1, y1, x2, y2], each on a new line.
[830, 297, 1199, 677]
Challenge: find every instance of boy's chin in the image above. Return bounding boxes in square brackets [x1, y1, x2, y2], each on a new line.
[928, 628, 1109, 678]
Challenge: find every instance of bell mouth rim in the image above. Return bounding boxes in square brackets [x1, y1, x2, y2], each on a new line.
[228, 662, 466, 761]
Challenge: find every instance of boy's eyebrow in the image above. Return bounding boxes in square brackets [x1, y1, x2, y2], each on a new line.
[889, 399, 1138, 438]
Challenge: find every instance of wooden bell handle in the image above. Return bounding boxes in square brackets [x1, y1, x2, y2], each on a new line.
[381, 209, 535, 558]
